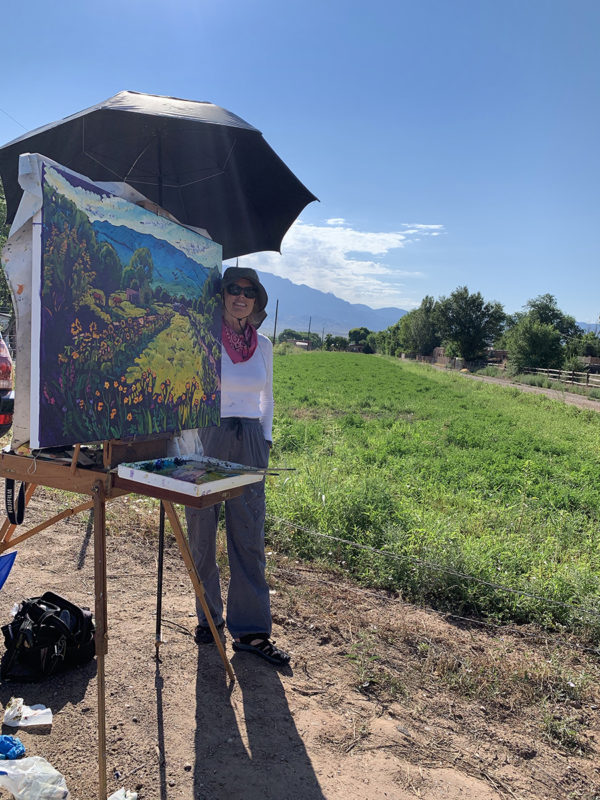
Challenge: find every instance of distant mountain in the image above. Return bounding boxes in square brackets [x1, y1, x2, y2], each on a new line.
[577, 321, 600, 334]
[255, 271, 407, 337]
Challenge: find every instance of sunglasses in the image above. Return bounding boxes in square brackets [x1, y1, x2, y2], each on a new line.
[226, 283, 258, 299]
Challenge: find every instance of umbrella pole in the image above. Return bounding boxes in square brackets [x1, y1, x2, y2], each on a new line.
[157, 136, 163, 208]
[155, 501, 165, 656]
[93, 480, 108, 800]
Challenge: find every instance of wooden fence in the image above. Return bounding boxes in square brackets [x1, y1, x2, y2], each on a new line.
[523, 367, 600, 388]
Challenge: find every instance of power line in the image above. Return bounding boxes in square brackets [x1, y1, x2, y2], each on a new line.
[0, 106, 27, 132]
[266, 514, 600, 622]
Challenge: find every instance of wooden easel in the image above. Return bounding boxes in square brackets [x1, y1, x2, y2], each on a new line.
[0, 442, 242, 800]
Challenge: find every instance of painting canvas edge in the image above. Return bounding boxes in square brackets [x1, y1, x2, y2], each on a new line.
[29, 209, 42, 449]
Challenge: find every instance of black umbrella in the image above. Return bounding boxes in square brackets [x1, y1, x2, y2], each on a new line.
[0, 91, 317, 260]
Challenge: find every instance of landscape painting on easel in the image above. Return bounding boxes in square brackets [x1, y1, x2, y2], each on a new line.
[32, 164, 222, 448]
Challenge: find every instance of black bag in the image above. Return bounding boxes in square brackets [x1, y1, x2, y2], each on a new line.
[1, 591, 95, 681]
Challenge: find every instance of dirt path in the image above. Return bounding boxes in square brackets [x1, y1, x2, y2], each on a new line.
[0, 489, 598, 799]
[454, 370, 600, 412]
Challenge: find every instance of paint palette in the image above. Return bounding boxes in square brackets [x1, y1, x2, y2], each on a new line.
[117, 455, 263, 498]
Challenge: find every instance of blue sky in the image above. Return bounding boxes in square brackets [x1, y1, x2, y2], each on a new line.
[1, 0, 598, 321]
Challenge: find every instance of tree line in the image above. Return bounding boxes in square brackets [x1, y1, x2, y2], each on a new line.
[279, 289, 600, 373]
[275, 327, 377, 353]
[350, 287, 600, 371]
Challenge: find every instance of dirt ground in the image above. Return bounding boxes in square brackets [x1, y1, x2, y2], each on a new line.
[0, 488, 598, 800]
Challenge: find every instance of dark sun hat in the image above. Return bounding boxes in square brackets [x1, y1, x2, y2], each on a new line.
[222, 266, 268, 327]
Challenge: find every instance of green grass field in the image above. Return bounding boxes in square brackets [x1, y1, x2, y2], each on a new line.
[267, 352, 600, 636]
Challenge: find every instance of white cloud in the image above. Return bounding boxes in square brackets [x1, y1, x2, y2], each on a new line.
[325, 217, 346, 225]
[402, 223, 444, 230]
[237, 219, 443, 309]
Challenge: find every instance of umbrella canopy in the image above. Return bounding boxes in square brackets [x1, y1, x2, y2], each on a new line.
[0, 91, 317, 260]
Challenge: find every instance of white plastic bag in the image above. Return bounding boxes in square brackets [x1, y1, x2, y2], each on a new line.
[0, 756, 70, 798]
[3, 698, 53, 728]
[107, 789, 138, 800]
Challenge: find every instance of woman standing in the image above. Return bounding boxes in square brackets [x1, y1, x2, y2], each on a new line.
[185, 266, 289, 666]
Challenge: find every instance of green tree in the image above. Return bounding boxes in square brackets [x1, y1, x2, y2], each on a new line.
[436, 286, 505, 361]
[363, 333, 377, 354]
[130, 247, 154, 284]
[561, 329, 600, 362]
[577, 331, 600, 357]
[396, 296, 440, 356]
[395, 313, 417, 355]
[502, 294, 584, 369]
[505, 317, 564, 372]
[324, 334, 348, 351]
[277, 329, 321, 348]
[373, 326, 400, 355]
[348, 327, 372, 345]
[42, 207, 97, 312]
[0, 182, 12, 310]
[122, 247, 153, 287]
[296, 331, 320, 349]
[278, 328, 302, 343]
[523, 294, 581, 343]
[122, 247, 154, 305]
[98, 241, 122, 295]
[330, 335, 348, 351]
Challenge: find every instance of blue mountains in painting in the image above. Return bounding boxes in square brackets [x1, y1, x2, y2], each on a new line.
[94, 220, 211, 298]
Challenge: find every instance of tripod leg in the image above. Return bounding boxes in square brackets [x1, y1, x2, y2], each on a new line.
[155, 501, 165, 657]
[92, 481, 108, 800]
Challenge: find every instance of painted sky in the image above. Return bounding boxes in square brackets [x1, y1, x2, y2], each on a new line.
[44, 165, 220, 270]
[1, 0, 598, 321]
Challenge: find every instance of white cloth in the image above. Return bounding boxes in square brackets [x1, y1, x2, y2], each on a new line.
[220, 333, 273, 441]
[166, 428, 203, 457]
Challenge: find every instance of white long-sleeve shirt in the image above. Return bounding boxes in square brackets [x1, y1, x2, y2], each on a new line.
[220, 333, 274, 441]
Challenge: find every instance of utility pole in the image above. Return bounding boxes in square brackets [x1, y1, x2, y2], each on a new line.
[272, 299, 279, 345]
[307, 316, 312, 351]
[321, 327, 325, 350]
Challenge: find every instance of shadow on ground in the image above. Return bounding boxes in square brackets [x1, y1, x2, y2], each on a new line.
[187, 648, 325, 800]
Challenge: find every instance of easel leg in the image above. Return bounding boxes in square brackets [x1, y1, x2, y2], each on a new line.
[1, 498, 94, 551]
[93, 481, 108, 800]
[162, 501, 235, 683]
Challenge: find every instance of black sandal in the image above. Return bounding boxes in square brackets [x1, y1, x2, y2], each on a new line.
[233, 634, 290, 665]
[194, 622, 225, 644]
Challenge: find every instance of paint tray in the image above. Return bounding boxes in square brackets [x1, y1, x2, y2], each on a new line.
[116, 455, 263, 498]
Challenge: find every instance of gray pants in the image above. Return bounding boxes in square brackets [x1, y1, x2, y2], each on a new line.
[185, 418, 271, 639]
